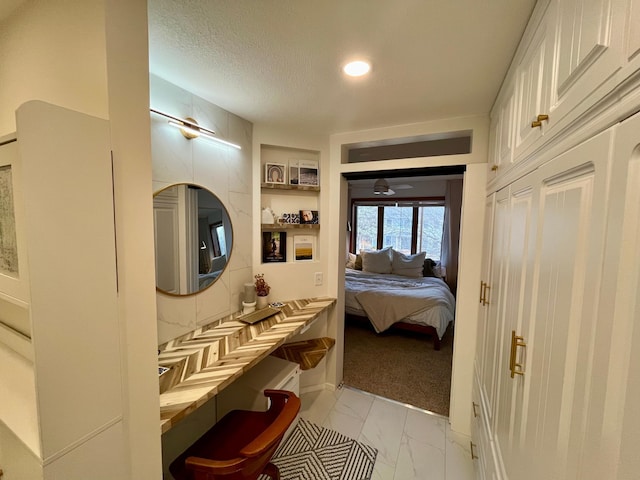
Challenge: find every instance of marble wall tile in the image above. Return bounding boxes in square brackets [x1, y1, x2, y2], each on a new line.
[157, 294, 197, 345]
[150, 75, 254, 345]
[195, 273, 231, 327]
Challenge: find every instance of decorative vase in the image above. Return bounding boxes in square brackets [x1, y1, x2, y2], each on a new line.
[256, 295, 269, 309]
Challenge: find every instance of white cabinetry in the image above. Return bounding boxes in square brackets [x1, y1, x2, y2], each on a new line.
[479, 102, 640, 480]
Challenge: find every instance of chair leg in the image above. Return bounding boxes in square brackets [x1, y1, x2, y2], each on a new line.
[263, 462, 280, 480]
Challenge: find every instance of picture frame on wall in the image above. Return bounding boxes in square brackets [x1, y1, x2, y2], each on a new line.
[265, 163, 286, 184]
[294, 235, 315, 262]
[299, 210, 319, 224]
[262, 231, 287, 263]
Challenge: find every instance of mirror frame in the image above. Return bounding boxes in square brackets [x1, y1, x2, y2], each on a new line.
[153, 183, 233, 297]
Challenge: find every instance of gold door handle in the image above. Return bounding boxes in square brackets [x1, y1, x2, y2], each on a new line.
[483, 285, 491, 306]
[470, 441, 479, 460]
[472, 401, 480, 418]
[491, 164, 499, 171]
[510, 330, 526, 378]
[479, 281, 485, 303]
[531, 114, 549, 128]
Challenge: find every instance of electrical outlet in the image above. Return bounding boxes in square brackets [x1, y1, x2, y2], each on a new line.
[314, 272, 323, 286]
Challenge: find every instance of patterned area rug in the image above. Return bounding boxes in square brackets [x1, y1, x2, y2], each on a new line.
[259, 418, 377, 480]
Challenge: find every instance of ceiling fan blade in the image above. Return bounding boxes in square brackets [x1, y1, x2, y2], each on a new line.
[390, 184, 413, 190]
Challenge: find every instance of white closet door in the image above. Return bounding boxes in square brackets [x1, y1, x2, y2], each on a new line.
[523, 128, 613, 480]
[577, 110, 640, 480]
[493, 173, 537, 480]
[481, 187, 511, 435]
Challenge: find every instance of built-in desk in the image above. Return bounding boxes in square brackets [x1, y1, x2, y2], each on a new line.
[158, 297, 336, 433]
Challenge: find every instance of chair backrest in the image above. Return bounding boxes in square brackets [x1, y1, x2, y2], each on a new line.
[178, 389, 300, 480]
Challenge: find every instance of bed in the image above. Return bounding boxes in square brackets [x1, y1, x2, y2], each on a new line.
[344, 248, 455, 350]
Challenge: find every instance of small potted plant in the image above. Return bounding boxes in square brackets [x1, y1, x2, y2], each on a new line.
[254, 274, 271, 309]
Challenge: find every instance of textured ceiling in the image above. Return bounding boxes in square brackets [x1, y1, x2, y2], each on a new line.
[148, 0, 536, 136]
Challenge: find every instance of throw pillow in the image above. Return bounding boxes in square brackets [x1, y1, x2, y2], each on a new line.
[391, 250, 426, 277]
[360, 247, 392, 274]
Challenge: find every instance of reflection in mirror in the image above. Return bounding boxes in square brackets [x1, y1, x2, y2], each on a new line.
[153, 184, 233, 295]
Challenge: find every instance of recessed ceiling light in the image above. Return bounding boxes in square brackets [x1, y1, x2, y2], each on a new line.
[343, 60, 371, 77]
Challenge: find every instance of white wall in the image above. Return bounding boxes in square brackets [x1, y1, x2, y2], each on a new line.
[150, 75, 255, 344]
[329, 115, 489, 435]
[0, 0, 109, 134]
[0, 2, 161, 478]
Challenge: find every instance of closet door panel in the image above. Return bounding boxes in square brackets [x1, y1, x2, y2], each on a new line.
[524, 129, 613, 480]
[493, 176, 536, 480]
[578, 111, 640, 479]
[552, 0, 625, 125]
[481, 188, 510, 434]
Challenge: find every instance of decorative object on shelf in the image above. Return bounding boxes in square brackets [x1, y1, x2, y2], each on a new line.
[298, 160, 319, 186]
[243, 282, 256, 303]
[242, 300, 256, 314]
[294, 235, 315, 261]
[262, 231, 287, 263]
[261, 206, 275, 224]
[299, 209, 319, 224]
[281, 212, 300, 224]
[265, 163, 286, 184]
[256, 295, 269, 310]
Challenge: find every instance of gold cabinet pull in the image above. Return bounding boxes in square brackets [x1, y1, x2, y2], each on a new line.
[483, 285, 491, 306]
[531, 114, 549, 128]
[472, 401, 480, 418]
[470, 441, 479, 460]
[491, 164, 499, 171]
[510, 330, 526, 378]
[479, 281, 486, 303]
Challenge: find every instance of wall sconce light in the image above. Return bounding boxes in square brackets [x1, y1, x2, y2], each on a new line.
[150, 108, 242, 150]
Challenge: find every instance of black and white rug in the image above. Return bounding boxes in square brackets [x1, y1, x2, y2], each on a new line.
[259, 417, 378, 480]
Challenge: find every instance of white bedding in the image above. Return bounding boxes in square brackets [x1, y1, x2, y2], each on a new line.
[345, 268, 455, 339]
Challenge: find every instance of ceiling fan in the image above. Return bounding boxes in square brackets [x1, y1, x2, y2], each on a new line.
[373, 178, 413, 196]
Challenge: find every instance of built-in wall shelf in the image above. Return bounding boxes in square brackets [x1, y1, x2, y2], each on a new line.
[261, 224, 320, 231]
[261, 183, 320, 192]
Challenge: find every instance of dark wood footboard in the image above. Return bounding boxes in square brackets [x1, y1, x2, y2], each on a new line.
[345, 313, 442, 350]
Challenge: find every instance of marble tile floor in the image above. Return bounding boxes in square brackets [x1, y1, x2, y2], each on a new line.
[299, 385, 475, 480]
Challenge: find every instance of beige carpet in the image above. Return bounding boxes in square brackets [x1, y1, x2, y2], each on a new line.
[343, 319, 453, 417]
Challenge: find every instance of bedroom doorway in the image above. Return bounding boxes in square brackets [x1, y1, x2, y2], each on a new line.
[341, 168, 463, 417]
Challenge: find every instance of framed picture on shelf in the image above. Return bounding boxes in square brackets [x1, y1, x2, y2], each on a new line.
[294, 235, 315, 262]
[298, 160, 319, 186]
[288, 159, 300, 185]
[299, 210, 319, 224]
[262, 231, 287, 263]
[265, 163, 286, 184]
[281, 212, 300, 224]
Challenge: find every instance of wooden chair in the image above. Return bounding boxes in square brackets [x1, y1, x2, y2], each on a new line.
[169, 389, 301, 480]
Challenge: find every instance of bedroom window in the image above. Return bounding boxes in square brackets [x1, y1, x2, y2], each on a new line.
[352, 200, 444, 258]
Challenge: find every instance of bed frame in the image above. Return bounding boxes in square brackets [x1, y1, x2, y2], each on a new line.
[345, 313, 442, 350]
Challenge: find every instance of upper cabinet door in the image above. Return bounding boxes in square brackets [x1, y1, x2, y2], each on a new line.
[514, 8, 554, 159]
[550, 0, 625, 125]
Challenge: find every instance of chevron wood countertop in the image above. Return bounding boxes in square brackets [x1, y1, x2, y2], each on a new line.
[158, 297, 336, 433]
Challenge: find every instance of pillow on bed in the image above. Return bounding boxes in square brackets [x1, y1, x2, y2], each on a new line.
[391, 250, 426, 277]
[360, 247, 392, 274]
[346, 253, 357, 269]
[354, 254, 363, 270]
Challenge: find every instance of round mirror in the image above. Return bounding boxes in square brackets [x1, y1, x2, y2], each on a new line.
[153, 183, 233, 296]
